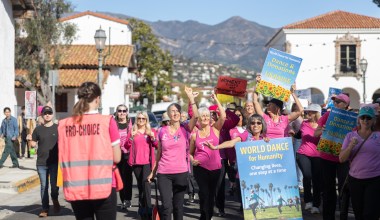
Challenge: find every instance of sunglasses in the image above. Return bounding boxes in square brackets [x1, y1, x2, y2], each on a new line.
[43, 112, 53, 116]
[211, 112, 218, 117]
[251, 121, 262, 125]
[359, 115, 373, 121]
[118, 109, 127, 113]
[137, 117, 146, 121]
[334, 100, 343, 104]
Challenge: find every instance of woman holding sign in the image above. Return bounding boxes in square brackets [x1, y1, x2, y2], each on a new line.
[314, 93, 351, 220]
[252, 75, 304, 139]
[339, 105, 380, 220]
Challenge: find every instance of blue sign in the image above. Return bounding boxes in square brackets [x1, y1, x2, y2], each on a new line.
[236, 137, 303, 220]
[326, 88, 342, 109]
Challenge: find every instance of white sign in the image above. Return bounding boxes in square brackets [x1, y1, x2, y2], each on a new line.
[25, 91, 37, 119]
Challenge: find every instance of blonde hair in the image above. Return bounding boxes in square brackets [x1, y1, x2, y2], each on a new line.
[132, 111, 151, 133]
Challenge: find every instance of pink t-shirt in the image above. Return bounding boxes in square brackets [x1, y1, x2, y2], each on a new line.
[127, 129, 157, 166]
[194, 127, 222, 171]
[226, 127, 249, 162]
[263, 114, 289, 139]
[107, 117, 120, 188]
[297, 120, 321, 157]
[342, 131, 380, 179]
[317, 111, 339, 162]
[157, 126, 189, 174]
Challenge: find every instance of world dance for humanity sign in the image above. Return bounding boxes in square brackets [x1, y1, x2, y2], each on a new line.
[236, 137, 303, 220]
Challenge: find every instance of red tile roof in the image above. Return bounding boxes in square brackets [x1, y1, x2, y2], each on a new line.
[16, 69, 110, 88]
[59, 11, 129, 26]
[284, 10, 380, 29]
[59, 45, 133, 67]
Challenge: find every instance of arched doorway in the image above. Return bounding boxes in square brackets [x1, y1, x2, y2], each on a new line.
[371, 88, 380, 103]
[310, 87, 324, 105]
[342, 88, 360, 110]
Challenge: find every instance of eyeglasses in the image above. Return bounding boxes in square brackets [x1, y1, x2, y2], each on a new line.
[359, 115, 373, 121]
[118, 109, 127, 113]
[235, 114, 242, 117]
[137, 117, 146, 121]
[334, 100, 343, 104]
[43, 112, 53, 116]
[251, 121, 262, 125]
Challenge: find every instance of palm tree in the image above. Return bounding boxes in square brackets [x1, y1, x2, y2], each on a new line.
[284, 185, 288, 199]
[241, 180, 247, 209]
[269, 183, 273, 206]
[254, 183, 261, 197]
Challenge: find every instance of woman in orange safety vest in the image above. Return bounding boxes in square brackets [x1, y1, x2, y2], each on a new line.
[58, 82, 121, 220]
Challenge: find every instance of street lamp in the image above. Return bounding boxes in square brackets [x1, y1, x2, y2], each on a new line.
[94, 26, 107, 113]
[153, 74, 158, 104]
[359, 58, 368, 104]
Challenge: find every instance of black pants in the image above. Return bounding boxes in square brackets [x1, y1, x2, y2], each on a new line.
[349, 175, 380, 220]
[133, 164, 151, 207]
[117, 153, 133, 203]
[194, 166, 221, 220]
[296, 154, 322, 207]
[215, 159, 227, 212]
[20, 130, 29, 157]
[321, 159, 349, 220]
[226, 161, 236, 184]
[71, 188, 117, 220]
[157, 172, 188, 220]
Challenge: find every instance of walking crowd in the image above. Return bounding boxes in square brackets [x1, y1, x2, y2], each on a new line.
[0, 79, 380, 220]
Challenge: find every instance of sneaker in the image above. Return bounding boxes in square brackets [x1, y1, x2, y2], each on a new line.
[125, 200, 132, 208]
[310, 207, 320, 214]
[217, 209, 226, 217]
[53, 200, 61, 213]
[188, 194, 195, 203]
[39, 210, 48, 217]
[304, 202, 312, 210]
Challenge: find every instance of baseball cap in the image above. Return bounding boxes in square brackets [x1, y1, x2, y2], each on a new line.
[41, 106, 53, 115]
[358, 106, 376, 118]
[373, 98, 380, 104]
[304, 104, 322, 113]
[331, 94, 350, 105]
[208, 105, 220, 115]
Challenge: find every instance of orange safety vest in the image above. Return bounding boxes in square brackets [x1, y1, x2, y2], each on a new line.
[58, 114, 113, 201]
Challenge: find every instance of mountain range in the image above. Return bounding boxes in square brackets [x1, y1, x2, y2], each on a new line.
[101, 12, 278, 71]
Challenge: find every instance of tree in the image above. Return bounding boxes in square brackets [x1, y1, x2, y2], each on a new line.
[241, 180, 247, 209]
[128, 18, 173, 105]
[15, 0, 76, 105]
[374, 0, 380, 7]
[269, 183, 273, 206]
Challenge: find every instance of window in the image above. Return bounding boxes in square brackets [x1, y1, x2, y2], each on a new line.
[55, 93, 68, 112]
[334, 33, 362, 79]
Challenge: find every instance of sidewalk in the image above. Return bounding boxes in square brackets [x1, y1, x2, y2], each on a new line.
[0, 140, 39, 194]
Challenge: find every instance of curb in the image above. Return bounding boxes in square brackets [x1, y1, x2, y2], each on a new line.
[13, 174, 40, 193]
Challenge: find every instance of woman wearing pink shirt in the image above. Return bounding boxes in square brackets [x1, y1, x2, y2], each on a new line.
[148, 86, 198, 220]
[127, 111, 157, 210]
[114, 104, 133, 209]
[252, 76, 303, 139]
[295, 104, 322, 214]
[189, 95, 226, 220]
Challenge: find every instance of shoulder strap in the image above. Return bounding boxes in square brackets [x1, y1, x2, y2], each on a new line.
[350, 132, 371, 163]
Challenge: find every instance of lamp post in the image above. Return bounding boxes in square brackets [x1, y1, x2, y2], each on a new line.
[153, 74, 158, 104]
[94, 26, 107, 113]
[359, 58, 368, 104]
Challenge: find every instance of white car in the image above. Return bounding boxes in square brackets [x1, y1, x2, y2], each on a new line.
[128, 112, 159, 130]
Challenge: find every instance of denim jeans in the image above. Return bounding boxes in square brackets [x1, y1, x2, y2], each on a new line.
[37, 164, 59, 210]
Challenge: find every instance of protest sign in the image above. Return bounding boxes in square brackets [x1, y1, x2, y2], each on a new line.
[326, 88, 342, 109]
[317, 107, 358, 156]
[25, 91, 37, 119]
[294, 89, 311, 103]
[236, 137, 303, 220]
[215, 76, 247, 98]
[256, 48, 302, 102]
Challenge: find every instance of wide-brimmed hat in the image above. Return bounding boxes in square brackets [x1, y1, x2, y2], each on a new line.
[304, 104, 321, 113]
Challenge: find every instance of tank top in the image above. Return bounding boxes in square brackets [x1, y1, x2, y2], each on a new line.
[194, 126, 222, 171]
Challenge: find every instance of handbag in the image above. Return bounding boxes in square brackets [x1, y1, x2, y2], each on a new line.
[113, 165, 124, 192]
[339, 132, 371, 198]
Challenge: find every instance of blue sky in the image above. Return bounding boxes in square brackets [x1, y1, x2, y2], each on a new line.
[70, 0, 380, 28]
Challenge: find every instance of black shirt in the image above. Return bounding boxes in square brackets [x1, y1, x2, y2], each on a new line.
[117, 121, 128, 130]
[32, 124, 58, 166]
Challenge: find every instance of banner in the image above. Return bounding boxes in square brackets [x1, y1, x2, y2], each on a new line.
[326, 87, 342, 109]
[294, 89, 311, 103]
[317, 107, 358, 156]
[236, 138, 303, 220]
[25, 91, 37, 119]
[256, 48, 302, 102]
[215, 76, 247, 98]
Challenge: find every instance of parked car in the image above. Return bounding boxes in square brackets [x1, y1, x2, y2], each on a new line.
[128, 112, 159, 130]
[151, 102, 174, 122]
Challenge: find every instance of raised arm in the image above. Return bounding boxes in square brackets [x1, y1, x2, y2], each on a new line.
[213, 94, 226, 131]
[185, 86, 199, 131]
[288, 84, 304, 122]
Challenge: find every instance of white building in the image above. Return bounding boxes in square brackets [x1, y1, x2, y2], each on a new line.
[266, 10, 380, 109]
[15, 11, 136, 118]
